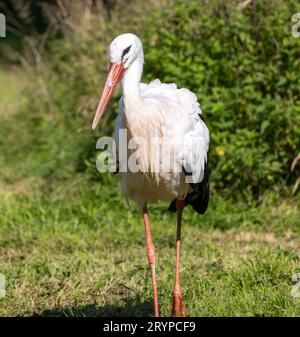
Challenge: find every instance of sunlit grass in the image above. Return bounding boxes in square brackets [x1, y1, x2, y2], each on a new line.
[0, 178, 299, 316]
[0, 66, 27, 118]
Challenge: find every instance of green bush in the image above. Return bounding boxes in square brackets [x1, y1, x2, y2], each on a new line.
[143, 0, 300, 198]
[4, 0, 300, 199]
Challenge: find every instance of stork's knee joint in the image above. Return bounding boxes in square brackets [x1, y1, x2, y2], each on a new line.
[173, 284, 181, 296]
[147, 242, 156, 264]
[176, 199, 185, 213]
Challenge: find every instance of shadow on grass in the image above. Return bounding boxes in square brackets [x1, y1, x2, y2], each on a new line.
[35, 297, 153, 317]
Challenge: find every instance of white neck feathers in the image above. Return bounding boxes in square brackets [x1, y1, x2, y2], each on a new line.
[121, 52, 144, 106]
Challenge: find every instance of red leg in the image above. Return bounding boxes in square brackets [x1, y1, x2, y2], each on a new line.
[172, 199, 186, 317]
[143, 204, 159, 317]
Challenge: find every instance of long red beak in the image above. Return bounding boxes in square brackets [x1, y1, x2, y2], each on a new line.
[92, 62, 125, 130]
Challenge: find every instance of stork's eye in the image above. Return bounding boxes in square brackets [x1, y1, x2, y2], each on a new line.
[121, 45, 132, 61]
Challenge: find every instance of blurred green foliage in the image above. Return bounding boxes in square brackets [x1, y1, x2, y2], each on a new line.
[143, 0, 300, 198]
[3, 0, 300, 199]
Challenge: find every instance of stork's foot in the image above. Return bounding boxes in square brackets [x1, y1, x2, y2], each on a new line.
[172, 285, 185, 317]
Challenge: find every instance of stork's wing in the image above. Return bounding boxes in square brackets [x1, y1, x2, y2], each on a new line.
[181, 114, 209, 184]
[157, 80, 209, 215]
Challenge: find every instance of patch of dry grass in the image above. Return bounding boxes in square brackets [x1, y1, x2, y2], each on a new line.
[0, 65, 27, 118]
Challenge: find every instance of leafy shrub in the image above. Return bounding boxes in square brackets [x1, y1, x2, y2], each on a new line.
[143, 0, 300, 198]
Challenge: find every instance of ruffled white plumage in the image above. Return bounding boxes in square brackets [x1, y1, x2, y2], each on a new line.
[115, 79, 209, 208]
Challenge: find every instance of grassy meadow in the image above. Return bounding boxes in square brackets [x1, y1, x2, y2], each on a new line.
[0, 0, 300, 316]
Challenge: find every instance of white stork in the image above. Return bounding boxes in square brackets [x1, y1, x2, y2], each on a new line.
[92, 33, 209, 317]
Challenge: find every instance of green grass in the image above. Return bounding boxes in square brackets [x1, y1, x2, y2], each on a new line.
[0, 65, 299, 317]
[0, 181, 299, 317]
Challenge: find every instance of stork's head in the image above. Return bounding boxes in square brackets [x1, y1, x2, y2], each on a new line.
[109, 33, 142, 69]
[92, 33, 143, 129]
